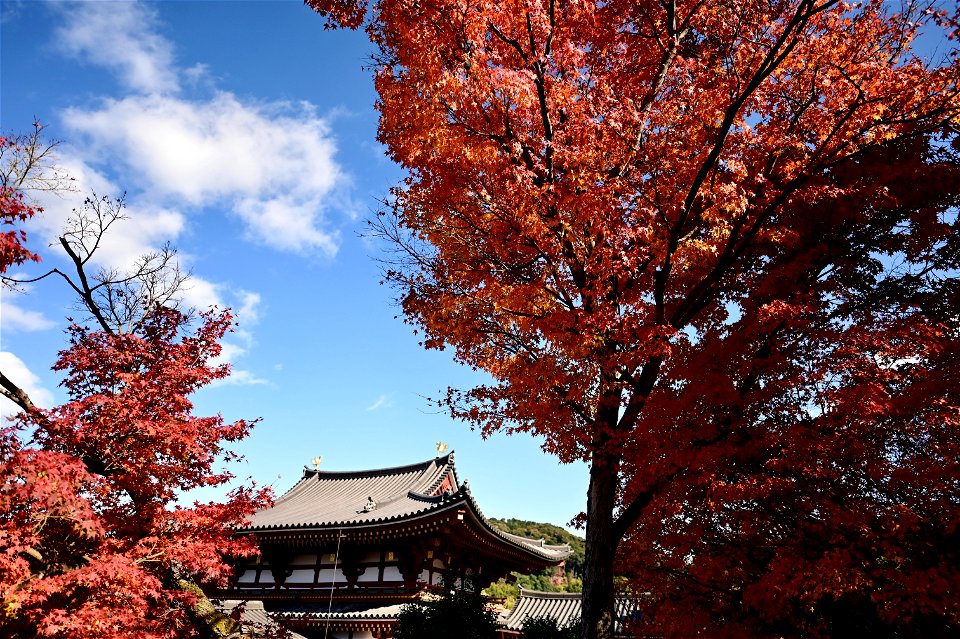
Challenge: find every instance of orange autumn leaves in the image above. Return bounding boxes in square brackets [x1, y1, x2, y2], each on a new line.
[310, 0, 959, 452]
[309, 0, 960, 636]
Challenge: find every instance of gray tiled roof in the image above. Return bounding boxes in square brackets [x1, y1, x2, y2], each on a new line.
[501, 589, 583, 630]
[243, 454, 457, 530]
[215, 600, 308, 639]
[501, 589, 641, 633]
[240, 453, 571, 563]
[274, 602, 407, 620]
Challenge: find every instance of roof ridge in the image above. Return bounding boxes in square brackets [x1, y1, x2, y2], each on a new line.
[406, 489, 460, 504]
[517, 588, 582, 599]
[412, 452, 459, 496]
[300, 452, 454, 480]
[260, 453, 455, 512]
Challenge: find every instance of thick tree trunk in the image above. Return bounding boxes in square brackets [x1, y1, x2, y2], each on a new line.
[174, 578, 242, 638]
[580, 450, 621, 639]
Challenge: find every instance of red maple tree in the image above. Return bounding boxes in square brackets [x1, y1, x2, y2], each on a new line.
[0, 134, 270, 638]
[304, 0, 960, 636]
[614, 135, 960, 638]
[1, 309, 270, 639]
[0, 136, 41, 273]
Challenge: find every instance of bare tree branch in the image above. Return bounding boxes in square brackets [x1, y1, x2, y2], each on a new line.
[0, 121, 75, 196]
[0, 131, 190, 416]
[3, 194, 191, 335]
[0, 369, 35, 413]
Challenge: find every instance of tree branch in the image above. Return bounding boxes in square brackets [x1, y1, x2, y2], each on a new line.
[0, 369, 35, 413]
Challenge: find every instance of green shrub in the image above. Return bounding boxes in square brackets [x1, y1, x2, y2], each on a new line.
[520, 615, 581, 639]
[394, 579, 499, 639]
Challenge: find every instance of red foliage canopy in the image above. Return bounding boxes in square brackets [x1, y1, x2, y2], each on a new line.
[614, 140, 960, 638]
[0, 137, 40, 273]
[0, 127, 272, 637]
[0, 308, 269, 638]
[304, 0, 960, 636]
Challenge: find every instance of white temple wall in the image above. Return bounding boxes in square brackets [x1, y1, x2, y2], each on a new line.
[357, 567, 378, 582]
[287, 568, 315, 583]
[320, 567, 349, 584]
[381, 566, 403, 582]
[237, 571, 257, 584]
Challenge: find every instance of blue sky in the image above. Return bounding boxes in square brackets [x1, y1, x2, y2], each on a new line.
[0, 0, 588, 531]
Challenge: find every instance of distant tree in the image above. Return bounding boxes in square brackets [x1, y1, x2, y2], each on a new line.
[0, 127, 270, 638]
[394, 578, 499, 639]
[485, 578, 521, 608]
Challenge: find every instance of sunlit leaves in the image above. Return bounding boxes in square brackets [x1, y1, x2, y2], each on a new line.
[0, 308, 270, 639]
[306, 0, 959, 635]
[0, 137, 41, 273]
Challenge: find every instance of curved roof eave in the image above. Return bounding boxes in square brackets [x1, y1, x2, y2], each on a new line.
[457, 482, 572, 563]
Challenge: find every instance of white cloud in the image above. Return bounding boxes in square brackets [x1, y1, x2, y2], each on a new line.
[183, 63, 211, 86]
[0, 300, 57, 333]
[215, 340, 247, 365]
[202, 289, 268, 387]
[211, 368, 270, 388]
[236, 291, 261, 326]
[235, 194, 341, 255]
[179, 277, 224, 314]
[46, 0, 348, 261]
[17, 0, 351, 389]
[0, 352, 55, 418]
[25, 154, 189, 278]
[27, 154, 118, 237]
[62, 93, 345, 255]
[93, 204, 186, 268]
[366, 394, 394, 412]
[54, 1, 179, 95]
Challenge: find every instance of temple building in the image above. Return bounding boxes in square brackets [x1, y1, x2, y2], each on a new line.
[215, 452, 571, 638]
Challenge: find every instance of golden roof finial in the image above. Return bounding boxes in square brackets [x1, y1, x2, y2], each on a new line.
[311, 455, 324, 470]
[436, 441, 448, 455]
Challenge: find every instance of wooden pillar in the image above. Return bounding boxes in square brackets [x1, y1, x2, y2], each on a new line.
[397, 544, 426, 590]
[262, 545, 293, 589]
[340, 549, 366, 590]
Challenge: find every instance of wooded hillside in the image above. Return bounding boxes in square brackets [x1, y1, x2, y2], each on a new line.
[488, 519, 585, 605]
